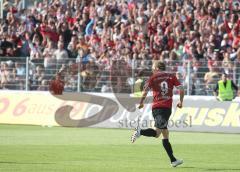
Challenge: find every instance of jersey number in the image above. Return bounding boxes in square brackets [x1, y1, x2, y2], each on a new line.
[160, 81, 168, 95]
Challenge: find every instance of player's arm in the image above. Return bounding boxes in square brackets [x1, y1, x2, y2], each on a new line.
[138, 80, 151, 109]
[173, 75, 184, 108]
[139, 88, 149, 109]
[176, 85, 184, 108]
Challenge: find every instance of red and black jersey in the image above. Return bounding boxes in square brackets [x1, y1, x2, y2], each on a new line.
[145, 72, 181, 109]
[49, 79, 65, 95]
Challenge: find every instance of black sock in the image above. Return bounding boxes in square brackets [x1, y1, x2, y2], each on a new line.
[140, 128, 156, 137]
[162, 139, 177, 162]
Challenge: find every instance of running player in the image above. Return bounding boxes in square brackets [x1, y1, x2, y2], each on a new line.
[131, 61, 184, 167]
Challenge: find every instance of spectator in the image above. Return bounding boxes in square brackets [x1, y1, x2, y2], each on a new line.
[101, 82, 112, 93]
[67, 35, 79, 59]
[204, 66, 220, 95]
[29, 34, 43, 61]
[43, 40, 57, 78]
[30, 65, 45, 90]
[38, 79, 49, 91]
[54, 41, 69, 70]
[133, 69, 146, 97]
[0, 62, 16, 89]
[15, 62, 25, 77]
[214, 73, 238, 101]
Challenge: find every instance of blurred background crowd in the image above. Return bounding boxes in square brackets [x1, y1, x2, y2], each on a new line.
[0, 0, 240, 95]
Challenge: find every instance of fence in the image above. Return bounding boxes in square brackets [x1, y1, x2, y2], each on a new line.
[0, 0, 45, 19]
[0, 57, 240, 95]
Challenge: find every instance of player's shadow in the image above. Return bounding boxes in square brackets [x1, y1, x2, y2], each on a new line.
[205, 169, 240, 171]
[0, 161, 55, 165]
[181, 167, 240, 171]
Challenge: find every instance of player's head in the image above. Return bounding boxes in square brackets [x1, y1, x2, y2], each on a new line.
[152, 61, 166, 73]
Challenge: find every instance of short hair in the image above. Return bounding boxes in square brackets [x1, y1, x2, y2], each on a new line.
[153, 61, 166, 71]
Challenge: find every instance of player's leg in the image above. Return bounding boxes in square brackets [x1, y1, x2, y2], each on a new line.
[158, 109, 183, 167]
[131, 123, 157, 143]
[162, 129, 183, 167]
[153, 108, 176, 162]
[135, 108, 164, 138]
[131, 108, 159, 143]
[161, 128, 177, 163]
[140, 128, 157, 137]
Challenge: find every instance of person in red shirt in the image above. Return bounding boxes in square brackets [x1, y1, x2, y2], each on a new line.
[49, 73, 65, 95]
[131, 61, 184, 167]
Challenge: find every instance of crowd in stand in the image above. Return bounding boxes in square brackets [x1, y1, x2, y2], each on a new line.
[0, 0, 240, 95]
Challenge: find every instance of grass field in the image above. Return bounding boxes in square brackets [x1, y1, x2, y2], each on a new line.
[0, 124, 240, 172]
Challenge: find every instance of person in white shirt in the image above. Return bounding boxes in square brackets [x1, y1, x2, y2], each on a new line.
[54, 41, 69, 70]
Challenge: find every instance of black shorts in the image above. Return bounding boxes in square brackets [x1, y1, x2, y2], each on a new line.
[152, 108, 172, 129]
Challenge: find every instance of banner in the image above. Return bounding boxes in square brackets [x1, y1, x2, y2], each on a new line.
[0, 92, 88, 126]
[0, 91, 239, 133]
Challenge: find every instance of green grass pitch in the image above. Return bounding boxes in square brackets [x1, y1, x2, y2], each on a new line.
[0, 124, 240, 172]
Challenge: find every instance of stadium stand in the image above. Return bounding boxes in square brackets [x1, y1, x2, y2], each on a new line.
[0, 0, 240, 95]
